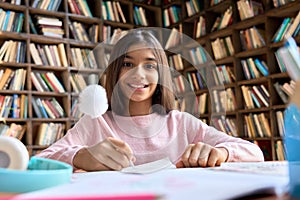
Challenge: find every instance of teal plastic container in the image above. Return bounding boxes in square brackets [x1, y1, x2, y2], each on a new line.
[0, 156, 73, 193]
[284, 103, 300, 198]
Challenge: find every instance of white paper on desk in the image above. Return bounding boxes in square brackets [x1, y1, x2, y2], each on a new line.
[121, 157, 176, 174]
[14, 167, 289, 200]
[216, 161, 288, 176]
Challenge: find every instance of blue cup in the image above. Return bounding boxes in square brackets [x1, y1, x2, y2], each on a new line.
[284, 103, 300, 198]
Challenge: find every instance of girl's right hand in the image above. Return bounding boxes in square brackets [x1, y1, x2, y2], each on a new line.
[73, 137, 135, 171]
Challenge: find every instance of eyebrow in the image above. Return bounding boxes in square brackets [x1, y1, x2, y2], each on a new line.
[124, 55, 157, 61]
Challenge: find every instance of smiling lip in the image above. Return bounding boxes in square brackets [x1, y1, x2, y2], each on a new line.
[128, 83, 149, 89]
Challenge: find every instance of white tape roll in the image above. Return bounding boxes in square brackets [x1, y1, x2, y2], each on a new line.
[0, 136, 29, 170]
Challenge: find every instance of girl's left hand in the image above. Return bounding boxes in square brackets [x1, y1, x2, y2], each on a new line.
[176, 142, 228, 168]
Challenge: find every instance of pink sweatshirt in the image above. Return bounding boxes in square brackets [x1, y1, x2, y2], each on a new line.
[36, 110, 264, 167]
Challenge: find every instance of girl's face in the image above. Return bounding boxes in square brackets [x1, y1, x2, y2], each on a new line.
[118, 45, 159, 103]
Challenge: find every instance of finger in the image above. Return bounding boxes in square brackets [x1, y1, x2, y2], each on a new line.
[108, 137, 134, 158]
[189, 143, 202, 167]
[176, 161, 185, 168]
[88, 140, 130, 169]
[103, 155, 124, 170]
[196, 144, 210, 167]
[107, 137, 135, 167]
[207, 149, 219, 167]
[181, 145, 193, 168]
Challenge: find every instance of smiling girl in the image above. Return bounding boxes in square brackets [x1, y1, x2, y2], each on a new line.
[36, 29, 264, 171]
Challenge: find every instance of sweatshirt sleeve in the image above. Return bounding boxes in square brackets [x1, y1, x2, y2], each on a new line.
[183, 112, 264, 162]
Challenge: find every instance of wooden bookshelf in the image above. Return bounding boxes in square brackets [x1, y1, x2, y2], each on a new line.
[178, 0, 300, 161]
[0, 0, 299, 161]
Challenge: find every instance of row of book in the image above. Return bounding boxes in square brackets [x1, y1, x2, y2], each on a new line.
[273, 0, 296, 8]
[29, 15, 64, 38]
[237, 0, 264, 21]
[163, 6, 181, 27]
[272, 11, 300, 43]
[0, 9, 24, 32]
[70, 98, 83, 118]
[211, 116, 238, 137]
[0, 40, 26, 63]
[68, 0, 92, 17]
[31, 97, 65, 119]
[70, 47, 97, 69]
[211, 36, 235, 60]
[212, 88, 237, 113]
[31, 0, 62, 12]
[133, 6, 148, 26]
[273, 80, 296, 104]
[244, 112, 271, 138]
[29, 43, 68, 67]
[212, 65, 236, 85]
[240, 26, 266, 51]
[241, 57, 269, 80]
[210, 6, 233, 32]
[0, 94, 28, 119]
[188, 46, 208, 65]
[164, 27, 182, 50]
[35, 122, 65, 145]
[69, 21, 98, 42]
[31, 71, 65, 93]
[185, 0, 203, 17]
[70, 73, 99, 93]
[194, 16, 206, 39]
[102, 1, 126, 23]
[0, 123, 26, 140]
[241, 84, 270, 109]
[169, 54, 184, 71]
[253, 140, 285, 161]
[276, 45, 300, 75]
[174, 92, 208, 115]
[102, 26, 128, 44]
[29, 15, 98, 42]
[0, 68, 26, 91]
[186, 71, 207, 91]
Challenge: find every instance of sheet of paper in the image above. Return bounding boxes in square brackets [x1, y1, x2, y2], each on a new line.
[14, 167, 289, 200]
[215, 161, 288, 176]
[121, 157, 176, 174]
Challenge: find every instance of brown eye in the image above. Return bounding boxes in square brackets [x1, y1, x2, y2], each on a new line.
[123, 62, 133, 68]
[144, 64, 157, 70]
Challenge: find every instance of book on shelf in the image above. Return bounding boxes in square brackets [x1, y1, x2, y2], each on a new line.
[31, 0, 62, 11]
[237, 0, 264, 21]
[194, 15, 206, 38]
[273, 82, 289, 104]
[165, 27, 181, 50]
[217, 6, 232, 30]
[276, 110, 285, 137]
[275, 140, 285, 161]
[272, 17, 291, 43]
[185, 0, 202, 17]
[277, 37, 300, 81]
[0, 123, 26, 140]
[240, 26, 265, 50]
[35, 122, 65, 146]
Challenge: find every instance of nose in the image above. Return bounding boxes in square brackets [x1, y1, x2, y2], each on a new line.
[131, 65, 146, 80]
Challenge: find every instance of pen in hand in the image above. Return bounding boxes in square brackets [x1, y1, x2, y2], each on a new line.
[107, 137, 135, 168]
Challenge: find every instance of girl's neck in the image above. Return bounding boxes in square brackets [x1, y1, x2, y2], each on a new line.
[128, 99, 153, 116]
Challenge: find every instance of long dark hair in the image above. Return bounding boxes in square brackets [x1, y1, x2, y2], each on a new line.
[104, 29, 175, 115]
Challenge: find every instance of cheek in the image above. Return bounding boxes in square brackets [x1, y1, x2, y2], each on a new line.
[148, 72, 159, 84]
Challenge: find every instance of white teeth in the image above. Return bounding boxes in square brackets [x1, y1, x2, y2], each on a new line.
[129, 83, 145, 88]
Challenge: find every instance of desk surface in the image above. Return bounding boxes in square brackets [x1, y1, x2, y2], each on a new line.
[9, 165, 289, 200]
